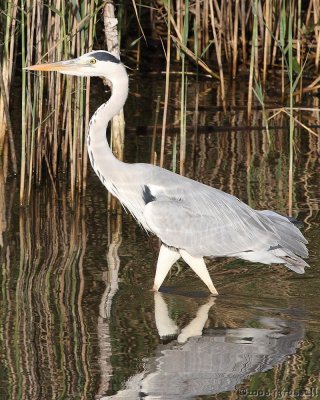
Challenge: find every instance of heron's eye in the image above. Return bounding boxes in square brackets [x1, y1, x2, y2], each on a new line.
[90, 58, 97, 64]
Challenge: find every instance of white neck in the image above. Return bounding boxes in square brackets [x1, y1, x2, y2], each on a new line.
[87, 64, 129, 190]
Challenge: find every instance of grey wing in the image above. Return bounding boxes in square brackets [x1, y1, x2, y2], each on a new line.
[143, 198, 281, 258]
[137, 164, 307, 259]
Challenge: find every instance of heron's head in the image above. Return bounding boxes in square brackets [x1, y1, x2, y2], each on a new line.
[26, 50, 124, 79]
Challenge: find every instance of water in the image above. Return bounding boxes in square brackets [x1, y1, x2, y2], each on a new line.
[0, 75, 320, 399]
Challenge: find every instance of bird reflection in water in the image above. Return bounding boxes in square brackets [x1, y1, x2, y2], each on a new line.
[100, 294, 304, 399]
[154, 292, 215, 344]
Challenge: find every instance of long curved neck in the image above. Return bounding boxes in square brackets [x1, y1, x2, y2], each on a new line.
[87, 64, 128, 189]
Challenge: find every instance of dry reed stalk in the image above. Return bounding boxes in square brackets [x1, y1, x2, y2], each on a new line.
[165, 1, 218, 78]
[281, 109, 319, 138]
[221, 1, 230, 63]
[247, 0, 258, 118]
[171, 36, 219, 78]
[257, 1, 264, 44]
[83, 0, 95, 193]
[160, 2, 171, 168]
[209, 0, 226, 111]
[271, 7, 280, 66]
[180, 77, 187, 174]
[202, 0, 210, 59]
[0, 0, 18, 156]
[151, 95, 161, 165]
[313, 0, 320, 71]
[179, 0, 189, 176]
[262, 0, 271, 85]
[0, 66, 17, 174]
[297, 0, 301, 65]
[287, 1, 294, 216]
[232, 0, 239, 78]
[176, 0, 182, 60]
[254, 3, 260, 80]
[195, 0, 201, 58]
[20, 0, 27, 205]
[240, 0, 247, 66]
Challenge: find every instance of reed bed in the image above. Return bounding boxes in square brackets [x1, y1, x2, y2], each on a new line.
[0, 0, 320, 204]
[1, 1, 101, 204]
[20, 0, 100, 205]
[151, 0, 320, 110]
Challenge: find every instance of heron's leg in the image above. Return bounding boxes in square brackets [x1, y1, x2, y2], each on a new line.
[154, 292, 178, 338]
[179, 250, 218, 295]
[153, 244, 180, 291]
[177, 297, 216, 343]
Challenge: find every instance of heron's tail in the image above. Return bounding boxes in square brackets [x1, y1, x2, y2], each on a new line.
[236, 210, 310, 273]
[270, 247, 309, 274]
[236, 247, 309, 274]
[258, 210, 309, 259]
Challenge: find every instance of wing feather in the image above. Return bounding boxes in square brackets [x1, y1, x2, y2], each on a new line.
[116, 164, 307, 257]
[132, 164, 307, 260]
[144, 198, 280, 257]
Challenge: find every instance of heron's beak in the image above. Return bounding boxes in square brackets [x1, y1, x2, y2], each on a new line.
[25, 59, 80, 74]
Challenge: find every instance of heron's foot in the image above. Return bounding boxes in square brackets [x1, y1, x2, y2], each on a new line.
[151, 285, 160, 292]
[209, 285, 219, 296]
[209, 284, 219, 295]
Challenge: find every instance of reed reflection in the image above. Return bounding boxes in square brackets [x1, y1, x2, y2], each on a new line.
[97, 209, 122, 397]
[0, 187, 91, 400]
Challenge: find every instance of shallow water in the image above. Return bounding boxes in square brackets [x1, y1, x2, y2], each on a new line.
[0, 75, 320, 399]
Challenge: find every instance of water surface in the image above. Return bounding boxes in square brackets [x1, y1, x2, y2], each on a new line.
[0, 75, 319, 399]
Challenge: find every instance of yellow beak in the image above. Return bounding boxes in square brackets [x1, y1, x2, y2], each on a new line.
[25, 59, 78, 73]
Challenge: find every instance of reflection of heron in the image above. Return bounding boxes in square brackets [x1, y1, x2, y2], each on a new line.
[139, 317, 304, 399]
[154, 292, 215, 343]
[27, 50, 309, 294]
[98, 295, 304, 399]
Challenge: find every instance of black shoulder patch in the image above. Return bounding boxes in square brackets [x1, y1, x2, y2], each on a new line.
[92, 51, 120, 64]
[143, 186, 156, 204]
[268, 244, 282, 251]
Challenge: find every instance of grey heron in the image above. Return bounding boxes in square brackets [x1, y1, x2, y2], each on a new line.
[27, 50, 309, 295]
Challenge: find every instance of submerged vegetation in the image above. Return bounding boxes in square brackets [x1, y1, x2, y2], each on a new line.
[0, 0, 319, 204]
